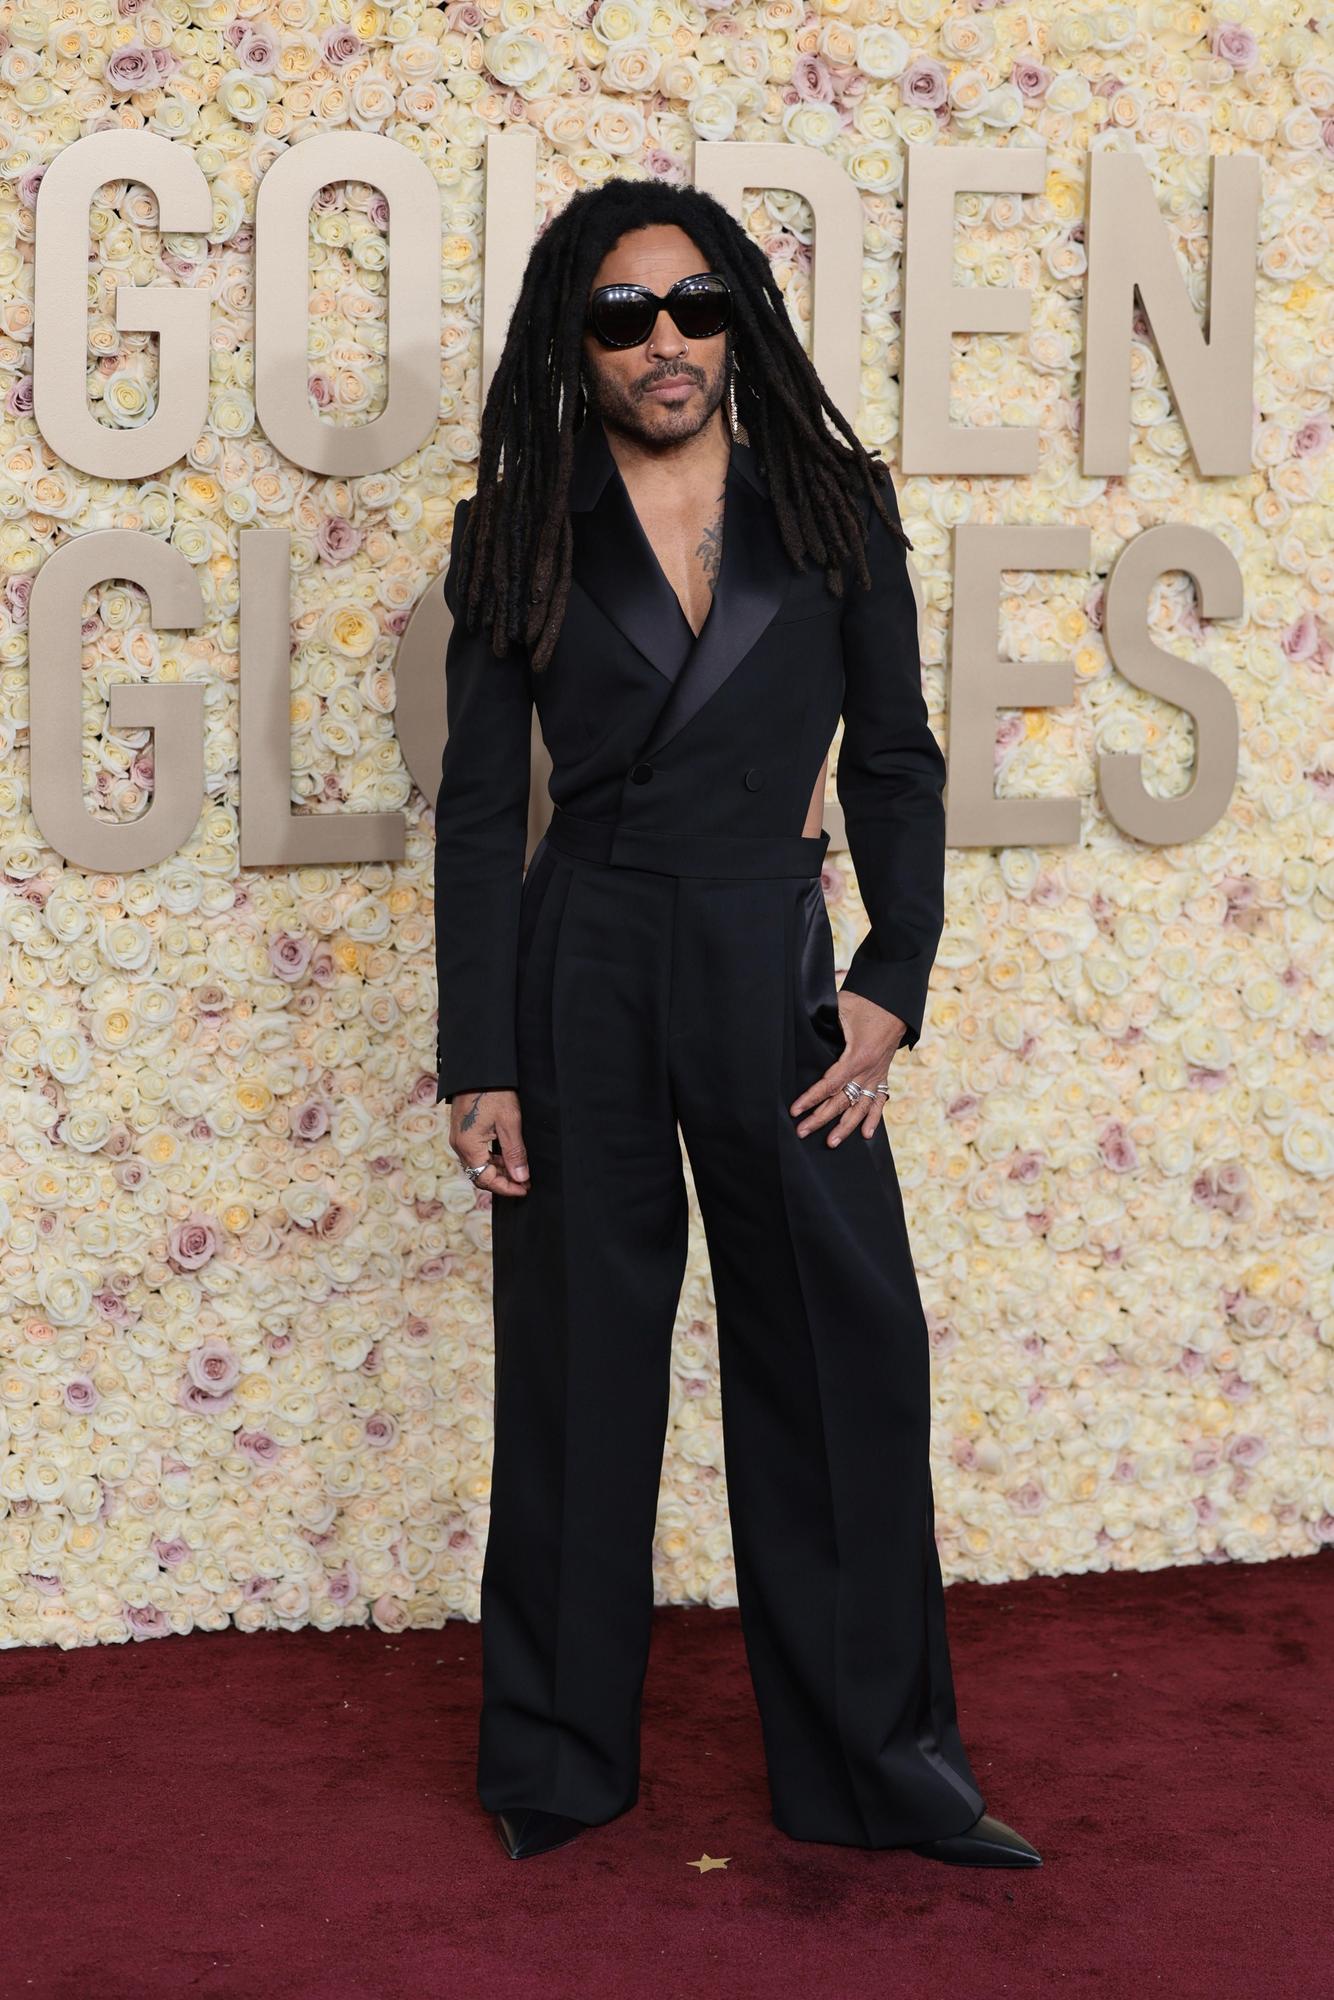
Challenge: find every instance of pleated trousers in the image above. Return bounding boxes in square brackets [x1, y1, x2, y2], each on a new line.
[478, 807, 986, 1848]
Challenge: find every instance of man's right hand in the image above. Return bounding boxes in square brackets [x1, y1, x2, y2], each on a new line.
[450, 1088, 530, 1197]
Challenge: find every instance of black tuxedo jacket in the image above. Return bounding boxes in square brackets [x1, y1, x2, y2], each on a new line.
[433, 414, 947, 1105]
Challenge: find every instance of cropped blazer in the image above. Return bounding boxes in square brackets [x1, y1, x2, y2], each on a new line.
[432, 413, 947, 1105]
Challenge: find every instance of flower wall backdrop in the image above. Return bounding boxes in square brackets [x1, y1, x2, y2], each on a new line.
[0, 0, 1330, 1650]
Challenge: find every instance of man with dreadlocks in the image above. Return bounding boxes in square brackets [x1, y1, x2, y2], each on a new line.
[433, 180, 1039, 1870]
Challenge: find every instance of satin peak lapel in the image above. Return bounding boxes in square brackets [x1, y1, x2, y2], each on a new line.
[568, 414, 791, 761]
[569, 418, 694, 687]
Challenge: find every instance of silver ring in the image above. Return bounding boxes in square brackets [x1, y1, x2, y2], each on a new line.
[842, 1080, 891, 1106]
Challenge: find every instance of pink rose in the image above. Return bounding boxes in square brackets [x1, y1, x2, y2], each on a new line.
[1280, 612, 1320, 660]
[900, 57, 948, 109]
[269, 931, 314, 981]
[293, 1098, 331, 1140]
[316, 515, 364, 564]
[188, 1337, 238, 1392]
[125, 1604, 170, 1636]
[1011, 61, 1051, 98]
[1226, 1433, 1267, 1466]
[238, 28, 278, 72]
[169, 1214, 218, 1270]
[1211, 25, 1257, 69]
[328, 1565, 358, 1605]
[1097, 1122, 1138, 1172]
[792, 54, 835, 103]
[320, 25, 361, 66]
[106, 45, 154, 92]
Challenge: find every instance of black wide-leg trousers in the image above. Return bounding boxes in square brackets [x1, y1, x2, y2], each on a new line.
[478, 809, 986, 1848]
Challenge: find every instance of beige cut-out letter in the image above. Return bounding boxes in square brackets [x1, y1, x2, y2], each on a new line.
[255, 132, 442, 475]
[947, 524, 1090, 847]
[1082, 152, 1259, 476]
[479, 127, 539, 408]
[694, 140, 864, 423]
[901, 143, 1048, 474]
[240, 529, 404, 864]
[393, 130, 543, 820]
[33, 132, 212, 479]
[1100, 525, 1241, 842]
[29, 530, 206, 870]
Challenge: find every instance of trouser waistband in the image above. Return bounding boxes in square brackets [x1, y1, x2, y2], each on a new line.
[546, 807, 831, 880]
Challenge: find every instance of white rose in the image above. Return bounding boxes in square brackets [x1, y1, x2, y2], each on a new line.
[688, 89, 740, 141]
[1281, 1112, 1333, 1179]
[856, 24, 910, 78]
[604, 41, 661, 93]
[217, 72, 274, 124]
[485, 28, 549, 87]
[1046, 71, 1093, 113]
[588, 101, 648, 154]
[783, 100, 841, 148]
[948, 68, 992, 116]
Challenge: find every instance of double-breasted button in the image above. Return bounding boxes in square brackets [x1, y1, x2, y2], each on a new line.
[743, 766, 765, 791]
[630, 762, 654, 784]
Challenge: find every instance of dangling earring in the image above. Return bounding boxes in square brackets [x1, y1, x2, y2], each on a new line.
[727, 369, 742, 442]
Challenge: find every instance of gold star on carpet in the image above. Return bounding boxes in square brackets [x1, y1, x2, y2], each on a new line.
[688, 1852, 730, 1873]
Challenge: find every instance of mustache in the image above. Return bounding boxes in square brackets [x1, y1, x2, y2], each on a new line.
[640, 366, 705, 390]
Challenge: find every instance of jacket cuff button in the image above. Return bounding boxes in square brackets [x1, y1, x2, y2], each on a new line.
[744, 767, 765, 790]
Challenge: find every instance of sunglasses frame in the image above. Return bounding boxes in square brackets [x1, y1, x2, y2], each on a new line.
[584, 271, 733, 350]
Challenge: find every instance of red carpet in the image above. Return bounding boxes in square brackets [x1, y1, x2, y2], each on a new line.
[4, 1553, 1328, 2000]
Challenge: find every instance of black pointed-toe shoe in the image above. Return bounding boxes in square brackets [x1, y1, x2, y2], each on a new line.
[493, 1807, 590, 1860]
[910, 1809, 1042, 1867]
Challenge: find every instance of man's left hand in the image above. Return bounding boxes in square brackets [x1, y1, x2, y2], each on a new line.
[789, 991, 906, 1144]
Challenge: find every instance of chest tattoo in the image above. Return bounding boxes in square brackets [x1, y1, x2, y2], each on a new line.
[695, 492, 724, 591]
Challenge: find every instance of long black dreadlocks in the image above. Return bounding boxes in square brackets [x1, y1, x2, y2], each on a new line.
[448, 177, 912, 671]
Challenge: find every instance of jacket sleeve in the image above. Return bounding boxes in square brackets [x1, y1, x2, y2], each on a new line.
[834, 474, 948, 1053]
[433, 496, 534, 1104]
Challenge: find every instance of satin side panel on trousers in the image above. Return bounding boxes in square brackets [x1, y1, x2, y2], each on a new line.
[478, 824, 986, 1848]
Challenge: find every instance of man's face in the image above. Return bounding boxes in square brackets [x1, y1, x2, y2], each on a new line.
[580, 223, 730, 446]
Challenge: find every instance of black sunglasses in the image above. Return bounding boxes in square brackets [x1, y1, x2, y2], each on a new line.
[584, 271, 732, 349]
